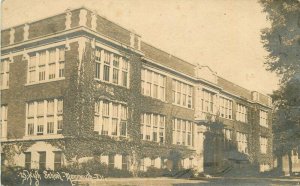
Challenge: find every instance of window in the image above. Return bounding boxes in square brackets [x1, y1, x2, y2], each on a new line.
[223, 129, 232, 141]
[24, 152, 31, 170]
[201, 89, 215, 114]
[219, 97, 233, 119]
[172, 80, 193, 108]
[26, 99, 63, 136]
[236, 104, 247, 123]
[260, 136, 268, 154]
[94, 48, 129, 88]
[122, 59, 129, 87]
[172, 118, 194, 146]
[94, 100, 128, 136]
[0, 58, 10, 89]
[54, 151, 62, 171]
[141, 69, 166, 101]
[189, 158, 193, 169]
[59, 48, 65, 78]
[28, 47, 65, 84]
[38, 152, 46, 170]
[108, 154, 114, 169]
[0, 105, 8, 139]
[48, 49, 56, 79]
[112, 55, 120, 84]
[151, 158, 155, 167]
[139, 158, 145, 171]
[141, 113, 165, 143]
[260, 110, 268, 127]
[122, 155, 128, 170]
[236, 132, 248, 154]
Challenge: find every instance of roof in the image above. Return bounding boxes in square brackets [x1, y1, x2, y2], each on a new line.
[141, 41, 195, 77]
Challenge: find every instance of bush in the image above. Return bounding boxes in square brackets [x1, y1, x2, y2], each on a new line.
[138, 167, 172, 177]
[63, 159, 133, 178]
[63, 159, 109, 176]
[107, 167, 133, 178]
[1, 166, 24, 186]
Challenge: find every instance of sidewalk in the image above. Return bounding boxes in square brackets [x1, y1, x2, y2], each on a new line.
[75, 177, 300, 186]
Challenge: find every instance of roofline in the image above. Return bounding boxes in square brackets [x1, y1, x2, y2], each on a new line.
[142, 41, 196, 67]
[1, 6, 141, 37]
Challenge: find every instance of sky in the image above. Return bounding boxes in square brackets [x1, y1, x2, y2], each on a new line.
[1, 0, 279, 95]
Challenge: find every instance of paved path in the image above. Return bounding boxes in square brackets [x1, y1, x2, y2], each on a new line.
[75, 177, 300, 186]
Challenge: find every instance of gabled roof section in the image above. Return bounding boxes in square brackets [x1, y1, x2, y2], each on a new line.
[141, 41, 195, 77]
[217, 76, 252, 100]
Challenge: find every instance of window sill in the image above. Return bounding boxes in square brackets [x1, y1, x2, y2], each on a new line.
[25, 77, 65, 86]
[260, 125, 269, 128]
[94, 78, 129, 89]
[172, 103, 194, 110]
[141, 95, 167, 103]
[98, 133, 129, 140]
[142, 139, 165, 145]
[0, 87, 9, 90]
[23, 134, 64, 140]
[219, 117, 233, 121]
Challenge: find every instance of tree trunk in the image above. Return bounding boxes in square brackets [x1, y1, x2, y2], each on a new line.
[288, 150, 293, 176]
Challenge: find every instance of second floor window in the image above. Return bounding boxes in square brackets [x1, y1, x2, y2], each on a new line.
[172, 80, 193, 108]
[260, 136, 268, 154]
[0, 59, 9, 89]
[0, 105, 8, 139]
[260, 110, 268, 127]
[236, 104, 247, 123]
[95, 48, 129, 88]
[219, 97, 233, 119]
[201, 89, 215, 114]
[236, 132, 248, 154]
[94, 100, 128, 136]
[172, 118, 194, 147]
[140, 113, 165, 143]
[28, 47, 65, 84]
[26, 99, 63, 136]
[141, 69, 166, 101]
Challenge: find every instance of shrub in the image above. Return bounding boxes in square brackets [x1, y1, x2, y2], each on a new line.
[64, 159, 109, 176]
[107, 167, 133, 178]
[138, 167, 172, 177]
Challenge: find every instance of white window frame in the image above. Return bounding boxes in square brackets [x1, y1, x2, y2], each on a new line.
[27, 47, 65, 84]
[236, 131, 248, 154]
[219, 96, 233, 119]
[94, 47, 130, 88]
[94, 100, 128, 137]
[259, 110, 268, 127]
[201, 89, 216, 114]
[236, 104, 248, 123]
[0, 105, 8, 139]
[141, 69, 166, 101]
[25, 99, 63, 136]
[140, 113, 165, 143]
[260, 136, 268, 154]
[172, 118, 194, 147]
[172, 79, 193, 109]
[0, 58, 10, 90]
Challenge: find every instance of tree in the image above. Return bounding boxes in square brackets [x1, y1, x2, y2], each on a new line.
[260, 0, 300, 175]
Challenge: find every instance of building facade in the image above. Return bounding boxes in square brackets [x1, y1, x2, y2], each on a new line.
[1, 7, 273, 174]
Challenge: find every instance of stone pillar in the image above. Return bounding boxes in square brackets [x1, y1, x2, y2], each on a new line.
[9, 28, 15, 45]
[65, 10, 72, 30]
[24, 24, 29, 41]
[79, 9, 87, 27]
[91, 12, 97, 30]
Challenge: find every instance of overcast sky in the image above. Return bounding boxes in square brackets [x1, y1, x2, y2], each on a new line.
[1, 0, 279, 95]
